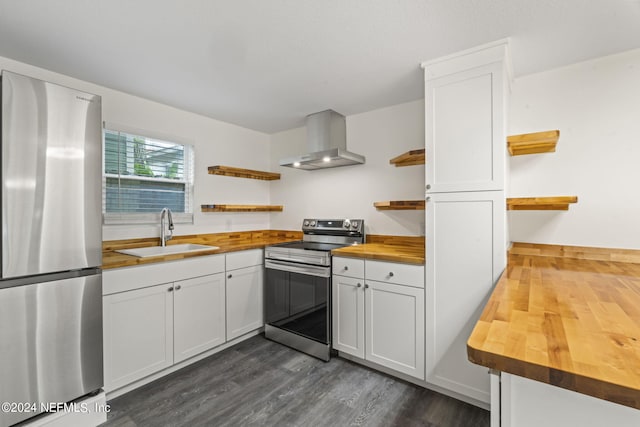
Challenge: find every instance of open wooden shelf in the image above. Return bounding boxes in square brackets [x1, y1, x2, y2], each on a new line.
[507, 196, 578, 211]
[208, 165, 280, 181]
[389, 149, 425, 167]
[507, 130, 559, 156]
[374, 200, 425, 210]
[201, 204, 283, 212]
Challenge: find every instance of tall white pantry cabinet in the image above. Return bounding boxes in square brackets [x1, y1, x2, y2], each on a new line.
[422, 40, 510, 405]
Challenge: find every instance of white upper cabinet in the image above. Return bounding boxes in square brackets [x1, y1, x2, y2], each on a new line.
[423, 40, 510, 193]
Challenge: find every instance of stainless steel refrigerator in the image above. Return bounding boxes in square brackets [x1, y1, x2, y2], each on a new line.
[0, 71, 103, 427]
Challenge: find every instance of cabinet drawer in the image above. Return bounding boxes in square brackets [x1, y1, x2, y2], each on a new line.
[226, 249, 264, 271]
[365, 260, 424, 288]
[333, 257, 365, 278]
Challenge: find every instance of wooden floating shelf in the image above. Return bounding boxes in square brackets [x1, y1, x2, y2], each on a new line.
[201, 204, 283, 212]
[507, 130, 559, 156]
[374, 200, 425, 210]
[389, 149, 425, 167]
[507, 196, 578, 211]
[208, 165, 280, 181]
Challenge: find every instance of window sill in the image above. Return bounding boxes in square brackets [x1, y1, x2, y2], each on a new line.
[103, 212, 194, 225]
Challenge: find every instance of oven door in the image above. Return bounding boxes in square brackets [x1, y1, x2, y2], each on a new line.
[264, 259, 330, 345]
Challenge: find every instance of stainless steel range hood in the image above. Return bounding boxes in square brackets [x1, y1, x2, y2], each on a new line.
[279, 110, 365, 170]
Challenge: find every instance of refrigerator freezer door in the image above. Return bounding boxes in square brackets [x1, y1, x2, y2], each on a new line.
[0, 273, 103, 427]
[1, 71, 102, 279]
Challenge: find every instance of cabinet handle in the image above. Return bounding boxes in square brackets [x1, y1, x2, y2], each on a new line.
[388, 272, 394, 277]
[167, 287, 174, 292]
[364, 284, 369, 289]
[356, 283, 361, 288]
[175, 285, 181, 291]
[228, 274, 233, 279]
[344, 266, 349, 271]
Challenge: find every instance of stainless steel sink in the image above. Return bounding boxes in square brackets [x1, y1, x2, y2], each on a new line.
[116, 244, 219, 258]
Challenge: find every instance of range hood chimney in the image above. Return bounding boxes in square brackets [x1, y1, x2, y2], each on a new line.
[279, 110, 365, 170]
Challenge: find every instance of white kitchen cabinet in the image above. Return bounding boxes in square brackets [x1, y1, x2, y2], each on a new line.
[499, 373, 640, 427]
[332, 257, 365, 278]
[365, 280, 424, 379]
[332, 274, 365, 358]
[425, 190, 505, 403]
[174, 273, 226, 363]
[423, 40, 509, 193]
[103, 254, 226, 391]
[226, 265, 264, 340]
[225, 249, 264, 341]
[103, 283, 174, 391]
[423, 40, 509, 405]
[332, 257, 425, 380]
[364, 259, 424, 287]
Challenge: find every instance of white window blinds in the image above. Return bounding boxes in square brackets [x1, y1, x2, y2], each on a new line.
[103, 127, 194, 224]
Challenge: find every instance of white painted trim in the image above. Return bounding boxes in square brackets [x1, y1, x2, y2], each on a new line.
[421, 39, 510, 81]
[103, 121, 194, 147]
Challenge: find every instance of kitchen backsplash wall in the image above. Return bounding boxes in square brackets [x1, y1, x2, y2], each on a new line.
[0, 55, 272, 241]
[269, 100, 425, 236]
[508, 48, 640, 249]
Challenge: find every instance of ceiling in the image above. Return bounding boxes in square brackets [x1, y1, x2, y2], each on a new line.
[1, 1, 639, 134]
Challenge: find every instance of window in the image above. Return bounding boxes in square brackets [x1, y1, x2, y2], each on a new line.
[103, 126, 194, 224]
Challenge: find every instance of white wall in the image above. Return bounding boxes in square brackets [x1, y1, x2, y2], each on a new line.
[269, 101, 425, 236]
[0, 56, 272, 241]
[509, 48, 640, 249]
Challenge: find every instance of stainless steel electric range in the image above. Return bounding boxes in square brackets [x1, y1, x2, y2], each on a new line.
[264, 218, 364, 361]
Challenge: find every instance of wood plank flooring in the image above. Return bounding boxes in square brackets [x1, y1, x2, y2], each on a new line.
[101, 335, 489, 427]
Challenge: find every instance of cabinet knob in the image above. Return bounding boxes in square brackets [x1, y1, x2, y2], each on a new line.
[426, 196, 431, 202]
[175, 285, 181, 291]
[388, 272, 394, 277]
[357, 283, 361, 288]
[344, 266, 349, 271]
[168, 287, 174, 292]
[364, 284, 369, 289]
[228, 274, 232, 279]
[426, 184, 431, 190]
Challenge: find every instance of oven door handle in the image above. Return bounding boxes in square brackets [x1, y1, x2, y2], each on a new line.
[265, 252, 329, 266]
[265, 259, 330, 278]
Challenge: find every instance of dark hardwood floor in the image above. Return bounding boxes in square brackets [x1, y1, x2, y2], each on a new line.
[101, 335, 489, 427]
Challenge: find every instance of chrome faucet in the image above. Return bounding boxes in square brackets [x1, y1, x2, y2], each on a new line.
[160, 207, 174, 247]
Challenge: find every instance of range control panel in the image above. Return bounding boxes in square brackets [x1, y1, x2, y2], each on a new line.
[302, 218, 364, 234]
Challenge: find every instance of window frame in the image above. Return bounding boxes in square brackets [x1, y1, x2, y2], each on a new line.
[102, 122, 195, 225]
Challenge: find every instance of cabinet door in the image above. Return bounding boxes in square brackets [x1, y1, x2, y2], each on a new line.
[227, 265, 264, 341]
[103, 283, 173, 391]
[173, 273, 226, 363]
[425, 190, 506, 403]
[332, 275, 365, 358]
[425, 62, 506, 193]
[365, 280, 424, 379]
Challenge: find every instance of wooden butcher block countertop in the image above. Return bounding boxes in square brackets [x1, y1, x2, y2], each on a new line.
[467, 242, 640, 409]
[331, 235, 425, 265]
[102, 230, 301, 269]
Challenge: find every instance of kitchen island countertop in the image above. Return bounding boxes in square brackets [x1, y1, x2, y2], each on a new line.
[467, 242, 640, 409]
